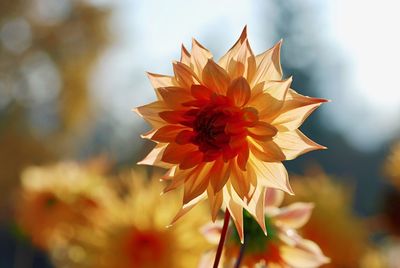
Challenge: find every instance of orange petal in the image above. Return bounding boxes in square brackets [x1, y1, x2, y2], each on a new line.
[237, 143, 249, 171]
[243, 185, 267, 235]
[248, 78, 292, 122]
[179, 151, 204, 170]
[251, 40, 283, 87]
[191, 84, 213, 100]
[273, 129, 326, 160]
[209, 157, 231, 194]
[248, 121, 278, 141]
[202, 59, 230, 95]
[249, 156, 294, 194]
[138, 144, 172, 169]
[173, 61, 199, 89]
[219, 26, 247, 69]
[227, 77, 251, 107]
[134, 101, 168, 128]
[233, 39, 256, 80]
[249, 138, 286, 162]
[274, 202, 314, 229]
[175, 130, 195, 145]
[223, 185, 244, 243]
[183, 163, 212, 204]
[180, 44, 191, 66]
[146, 72, 177, 89]
[271, 89, 328, 131]
[169, 192, 207, 226]
[230, 161, 252, 201]
[190, 38, 213, 79]
[161, 143, 198, 164]
[163, 170, 187, 194]
[159, 110, 187, 124]
[157, 87, 193, 108]
[152, 125, 188, 143]
[207, 186, 223, 222]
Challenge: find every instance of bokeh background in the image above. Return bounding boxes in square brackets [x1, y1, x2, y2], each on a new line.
[1, 0, 400, 267]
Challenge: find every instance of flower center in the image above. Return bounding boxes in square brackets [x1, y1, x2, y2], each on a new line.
[124, 229, 171, 267]
[188, 95, 258, 162]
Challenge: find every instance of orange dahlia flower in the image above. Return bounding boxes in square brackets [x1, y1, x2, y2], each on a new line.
[135, 27, 327, 240]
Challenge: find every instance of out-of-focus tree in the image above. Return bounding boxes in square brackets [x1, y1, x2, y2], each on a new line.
[0, 0, 110, 218]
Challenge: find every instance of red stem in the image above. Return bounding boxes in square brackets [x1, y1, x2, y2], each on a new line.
[213, 209, 231, 268]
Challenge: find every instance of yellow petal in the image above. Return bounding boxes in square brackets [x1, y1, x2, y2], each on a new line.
[209, 157, 231, 194]
[219, 26, 248, 69]
[227, 77, 251, 107]
[271, 89, 328, 131]
[180, 44, 191, 66]
[251, 40, 283, 87]
[134, 101, 168, 128]
[202, 59, 230, 95]
[190, 38, 213, 79]
[249, 155, 294, 194]
[273, 129, 326, 160]
[273, 202, 314, 229]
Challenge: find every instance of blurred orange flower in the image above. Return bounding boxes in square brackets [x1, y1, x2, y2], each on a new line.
[15, 162, 112, 249]
[287, 170, 369, 267]
[136, 26, 327, 240]
[200, 188, 329, 267]
[51, 170, 211, 268]
[384, 141, 400, 190]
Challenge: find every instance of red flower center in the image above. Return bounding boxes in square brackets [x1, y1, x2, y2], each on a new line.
[187, 95, 258, 162]
[124, 229, 169, 266]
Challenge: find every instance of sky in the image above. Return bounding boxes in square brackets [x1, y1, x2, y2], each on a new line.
[90, 0, 400, 152]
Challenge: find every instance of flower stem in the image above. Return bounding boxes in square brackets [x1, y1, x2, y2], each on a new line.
[234, 240, 246, 268]
[213, 209, 231, 268]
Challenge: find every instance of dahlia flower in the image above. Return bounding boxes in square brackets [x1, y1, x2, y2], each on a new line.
[16, 162, 111, 249]
[288, 170, 369, 267]
[199, 188, 329, 268]
[135, 27, 327, 240]
[51, 170, 211, 268]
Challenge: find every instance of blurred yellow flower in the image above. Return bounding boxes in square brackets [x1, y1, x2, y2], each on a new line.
[52, 170, 211, 268]
[200, 188, 329, 268]
[384, 141, 400, 190]
[286, 170, 370, 267]
[16, 162, 112, 249]
[135, 26, 327, 240]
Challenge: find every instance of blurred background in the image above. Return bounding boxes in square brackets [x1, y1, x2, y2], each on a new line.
[1, 0, 400, 267]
